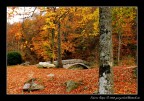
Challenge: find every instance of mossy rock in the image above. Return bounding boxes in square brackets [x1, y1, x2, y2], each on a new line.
[24, 78, 36, 84]
[93, 90, 99, 94]
[65, 80, 79, 92]
[37, 64, 44, 68]
[23, 78, 45, 92]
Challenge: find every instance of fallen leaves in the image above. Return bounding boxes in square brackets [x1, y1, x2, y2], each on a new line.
[7, 65, 137, 94]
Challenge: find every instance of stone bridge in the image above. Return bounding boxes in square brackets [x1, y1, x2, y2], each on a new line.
[62, 63, 89, 69]
[52, 59, 89, 69]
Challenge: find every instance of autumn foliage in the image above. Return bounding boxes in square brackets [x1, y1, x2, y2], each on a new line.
[7, 7, 137, 94]
[7, 7, 137, 66]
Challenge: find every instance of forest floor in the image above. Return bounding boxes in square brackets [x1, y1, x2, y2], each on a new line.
[7, 65, 137, 95]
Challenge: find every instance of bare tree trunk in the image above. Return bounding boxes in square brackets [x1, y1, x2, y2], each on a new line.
[50, 29, 55, 64]
[17, 41, 19, 52]
[118, 32, 121, 65]
[50, 7, 56, 64]
[57, 21, 63, 68]
[98, 7, 114, 94]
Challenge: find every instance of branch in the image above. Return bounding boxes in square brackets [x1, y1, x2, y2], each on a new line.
[20, 7, 37, 20]
[55, 9, 70, 23]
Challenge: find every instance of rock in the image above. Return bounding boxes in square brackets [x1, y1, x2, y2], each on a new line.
[23, 78, 44, 92]
[23, 83, 44, 91]
[30, 83, 44, 91]
[37, 64, 43, 68]
[21, 61, 30, 66]
[65, 80, 79, 92]
[47, 73, 55, 80]
[38, 62, 55, 68]
[23, 83, 31, 91]
[93, 90, 99, 94]
[47, 73, 55, 77]
[83, 86, 88, 90]
[25, 78, 36, 83]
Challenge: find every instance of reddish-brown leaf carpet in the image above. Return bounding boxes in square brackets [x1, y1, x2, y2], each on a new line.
[7, 65, 137, 94]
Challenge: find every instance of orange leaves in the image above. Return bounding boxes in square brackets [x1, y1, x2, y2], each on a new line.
[62, 41, 75, 52]
[113, 66, 137, 94]
[7, 65, 137, 94]
[15, 32, 22, 41]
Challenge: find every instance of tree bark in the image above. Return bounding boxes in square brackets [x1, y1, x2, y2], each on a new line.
[118, 32, 121, 65]
[98, 7, 114, 94]
[57, 21, 63, 68]
[50, 29, 55, 64]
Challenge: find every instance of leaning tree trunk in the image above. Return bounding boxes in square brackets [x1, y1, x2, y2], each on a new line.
[98, 7, 114, 94]
[57, 21, 63, 68]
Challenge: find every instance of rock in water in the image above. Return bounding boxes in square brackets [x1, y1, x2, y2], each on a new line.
[65, 80, 79, 92]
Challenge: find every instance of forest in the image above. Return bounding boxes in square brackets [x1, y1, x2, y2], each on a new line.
[7, 7, 137, 94]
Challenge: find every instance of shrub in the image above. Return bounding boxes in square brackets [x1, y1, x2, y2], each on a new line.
[7, 51, 22, 65]
[119, 56, 136, 66]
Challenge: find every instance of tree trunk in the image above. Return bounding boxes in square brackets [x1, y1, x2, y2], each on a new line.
[50, 7, 56, 64]
[50, 29, 55, 64]
[24, 46, 38, 64]
[57, 21, 63, 68]
[98, 7, 114, 94]
[118, 32, 121, 65]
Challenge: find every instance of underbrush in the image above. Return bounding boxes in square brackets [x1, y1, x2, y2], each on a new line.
[114, 56, 136, 66]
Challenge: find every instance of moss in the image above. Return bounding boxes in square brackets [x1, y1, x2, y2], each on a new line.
[65, 80, 79, 92]
[83, 86, 88, 90]
[93, 90, 98, 94]
[37, 64, 44, 68]
[133, 67, 137, 78]
[24, 78, 36, 84]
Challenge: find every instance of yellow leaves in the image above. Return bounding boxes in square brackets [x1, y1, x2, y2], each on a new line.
[46, 12, 56, 17]
[24, 46, 26, 48]
[46, 18, 51, 23]
[44, 17, 56, 30]
[42, 25, 48, 30]
[49, 23, 56, 29]
[89, 32, 99, 36]
[112, 7, 137, 37]
[43, 42, 49, 47]
[30, 48, 33, 51]
[25, 41, 28, 44]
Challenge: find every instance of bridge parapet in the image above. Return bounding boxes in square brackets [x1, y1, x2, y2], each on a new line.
[53, 59, 84, 65]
